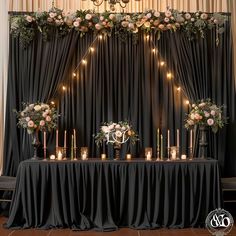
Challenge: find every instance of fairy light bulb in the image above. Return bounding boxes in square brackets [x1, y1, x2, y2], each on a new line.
[82, 59, 87, 64]
[62, 86, 66, 91]
[73, 72, 76, 77]
[146, 35, 150, 40]
[177, 87, 181, 92]
[152, 48, 156, 53]
[99, 35, 103, 40]
[90, 47, 94, 52]
[160, 61, 165, 66]
[167, 72, 172, 79]
[185, 100, 190, 105]
[51, 101, 55, 105]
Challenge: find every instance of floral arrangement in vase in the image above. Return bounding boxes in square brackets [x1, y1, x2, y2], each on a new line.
[185, 98, 226, 133]
[14, 102, 59, 134]
[94, 121, 139, 147]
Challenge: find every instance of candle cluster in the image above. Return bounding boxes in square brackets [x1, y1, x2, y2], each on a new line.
[156, 128, 193, 160]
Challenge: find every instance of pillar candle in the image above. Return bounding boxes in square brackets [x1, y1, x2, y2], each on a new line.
[167, 129, 170, 148]
[44, 131, 46, 148]
[64, 130, 67, 148]
[157, 128, 160, 149]
[160, 134, 163, 159]
[73, 129, 76, 148]
[190, 130, 193, 148]
[177, 129, 179, 147]
[56, 129, 58, 147]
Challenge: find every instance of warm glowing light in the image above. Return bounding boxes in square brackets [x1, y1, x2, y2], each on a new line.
[146, 35, 150, 40]
[51, 101, 55, 105]
[152, 48, 156, 53]
[82, 59, 87, 64]
[99, 35, 103, 40]
[62, 86, 66, 91]
[185, 100, 190, 105]
[177, 87, 181, 91]
[167, 72, 172, 79]
[73, 72, 76, 77]
[90, 47, 95, 52]
[160, 61, 165, 66]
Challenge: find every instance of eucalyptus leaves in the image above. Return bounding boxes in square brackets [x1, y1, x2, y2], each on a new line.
[10, 8, 227, 48]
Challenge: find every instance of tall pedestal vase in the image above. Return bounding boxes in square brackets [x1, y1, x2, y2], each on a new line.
[199, 125, 208, 159]
[31, 129, 40, 159]
[114, 143, 121, 160]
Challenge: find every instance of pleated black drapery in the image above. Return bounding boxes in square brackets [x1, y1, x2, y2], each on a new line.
[4, 19, 235, 176]
[6, 159, 222, 230]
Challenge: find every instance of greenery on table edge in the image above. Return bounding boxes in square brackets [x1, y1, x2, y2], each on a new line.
[10, 8, 228, 48]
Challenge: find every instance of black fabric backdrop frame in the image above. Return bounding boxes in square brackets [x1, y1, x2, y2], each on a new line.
[4, 16, 235, 176]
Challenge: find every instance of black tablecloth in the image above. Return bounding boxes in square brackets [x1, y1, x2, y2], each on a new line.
[6, 159, 222, 230]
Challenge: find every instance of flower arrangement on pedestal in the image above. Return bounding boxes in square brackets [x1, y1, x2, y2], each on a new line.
[94, 121, 139, 159]
[185, 98, 226, 133]
[14, 102, 59, 158]
[185, 98, 226, 158]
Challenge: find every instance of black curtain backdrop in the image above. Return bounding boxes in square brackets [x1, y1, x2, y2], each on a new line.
[4, 17, 235, 176]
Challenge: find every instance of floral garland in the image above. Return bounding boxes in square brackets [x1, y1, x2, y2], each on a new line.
[10, 8, 227, 48]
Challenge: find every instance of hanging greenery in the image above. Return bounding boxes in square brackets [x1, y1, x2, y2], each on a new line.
[10, 8, 228, 48]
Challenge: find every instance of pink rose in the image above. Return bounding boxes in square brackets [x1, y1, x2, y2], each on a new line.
[154, 11, 160, 17]
[95, 23, 102, 30]
[25, 117, 31, 122]
[195, 113, 201, 120]
[28, 120, 34, 127]
[85, 14, 92, 20]
[73, 21, 80, 27]
[46, 116, 51, 122]
[207, 118, 214, 126]
[43, 112, 47, 118]
[158, 24, 164, 29]
[204, 111, 210, 117]
[210, 110, 216, 116]
[165, 11, 172, 17]
[164, 17, 170, 23]
[40, 120, 45, 126]
[146, 13, 152, 19]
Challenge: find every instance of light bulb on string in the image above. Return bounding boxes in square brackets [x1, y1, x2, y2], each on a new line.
[177, 87, 181, 92]
[72, 72, 76, 77]
[51, 101, 55, 105]
[167, 72, 172, 79]
[99, 35, 103, 40]
[185, 100, 190, 105]
[152, 48, 156, 53]
[62, 86, 66, 91]
[146, 35, 150, 40]
[160, 61, 165, 66]
[82, 59, 87, 65]
[90, 47, 95, 52]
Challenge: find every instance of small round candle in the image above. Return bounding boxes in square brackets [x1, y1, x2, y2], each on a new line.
[126, 154, 132, 160]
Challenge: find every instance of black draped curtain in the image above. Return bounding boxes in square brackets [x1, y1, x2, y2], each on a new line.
[4, 17, 235, 176]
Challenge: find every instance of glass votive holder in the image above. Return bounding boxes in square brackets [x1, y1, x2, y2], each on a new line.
[170, 146, 177, 160]
[126, 154, 132, 160]
[81, 147, 88, 160]
[101, 153, 106, 160]
[145, 147, 152, 161]
[181, 154, 187, 160]
[57, 147, 64, 160]
[50, 154, 56, 160]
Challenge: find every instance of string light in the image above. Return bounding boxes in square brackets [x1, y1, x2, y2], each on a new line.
[185, 100, 190, 105]
[177, 87, 181, 92]
[82, 59, 87, 65]
[167, 72, 172, 79]
[99, 35, 103, 40]
[146, 35, 150, 40]
[152, 48, 156, 53]
[90, 47, 95, 52]
[72, 72, 76, 77]
[51, 101, 55, 105]
[62, 86, 66, 91]
[160, 61, 165, 66]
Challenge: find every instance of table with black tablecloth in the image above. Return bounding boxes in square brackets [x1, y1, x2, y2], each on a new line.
[6, 159, 222, 230]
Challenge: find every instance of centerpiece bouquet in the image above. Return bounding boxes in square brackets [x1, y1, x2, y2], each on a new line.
[14, 102, 59, 158]
[94, 121, 139, 159]
[185, 98, 226, 133]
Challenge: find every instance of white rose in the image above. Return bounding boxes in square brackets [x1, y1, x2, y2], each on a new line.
[34, 105, 41, 111]
[115, 130, 123, 138]
[85, 14, 92, 20]
[146, 13, 152, 19]
[115, 124, 121, 129]
[73, 21, 80, 27]
[154, 11, 160, 17]
[102, 126, 110, 133]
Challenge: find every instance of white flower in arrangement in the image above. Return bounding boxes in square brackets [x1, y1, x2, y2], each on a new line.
[165, 11, 172, 17]
[94, 121, 139, 146]
[201, 13, 208, 20]
[25, 15, 33, 22]
[146, 13, 152, 19]
[73, 21, 80, 27]
[85, 14, 92, 20]
[14, 102, 59, 134]
[34, 105, 41, 111]
[185, 98, 226, 133]
[185, 13, 191, 20]
[154, 11, 160, 17]
[164, 17, 170, 23]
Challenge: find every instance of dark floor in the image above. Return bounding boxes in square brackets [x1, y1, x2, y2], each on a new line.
[1, 216, 236, 236]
